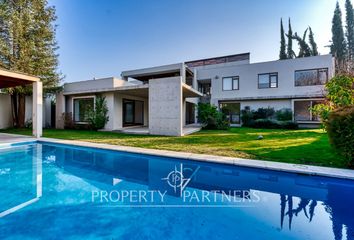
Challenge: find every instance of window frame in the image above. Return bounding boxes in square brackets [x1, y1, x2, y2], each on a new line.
[294, 68, 328, 87]
[258, 72, 278, 89]
[292, 98, 324, 123]
[72, 96, 95, 124]
[222, 76, 239, 91]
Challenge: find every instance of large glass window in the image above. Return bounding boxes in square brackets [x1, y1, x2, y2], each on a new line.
[219, 102, 241, 124]
[73, 98, 94, 122]
[222, 76, 239, 91]
[258, 73, 278, 89]
[294, 100, 323, 121]
[295, 68, 328, 86]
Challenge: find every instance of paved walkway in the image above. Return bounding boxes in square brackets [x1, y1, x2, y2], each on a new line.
[0, 133, 35, 144]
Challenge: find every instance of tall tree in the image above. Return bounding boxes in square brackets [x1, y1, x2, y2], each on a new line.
[279, 18, 287, 60]
[331, 2, 347, 67]
[291, 29, 312, 58]
[345, 0, 354, 61]
[287, 18, 295, 59]
[0, 0, 61, 127]
[308, 27, 319, 56]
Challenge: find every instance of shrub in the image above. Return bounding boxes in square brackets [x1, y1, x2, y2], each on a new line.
[312, 75, 354, 122]
[280, 121, 298, 129]
[248, 119, 298, 129]
[241, 107, 254, 127]
[63, 112, 74, 129]
[276, 108, 293, 121]
[197, 103, 229, 130]
[253, 119, 278, 129]
[326, 106, 354, 167]
[88, 95, 109, 130]
[24, 119, 32, 129]
[253, 107, 275, 120]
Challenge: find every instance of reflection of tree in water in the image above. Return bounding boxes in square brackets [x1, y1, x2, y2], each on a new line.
[280, 195, 317, 230]
[324, 184, 354, 240]
[279, 184, 354, 240]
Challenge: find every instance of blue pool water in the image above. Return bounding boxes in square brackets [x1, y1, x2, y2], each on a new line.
[0, 142, 353, 240]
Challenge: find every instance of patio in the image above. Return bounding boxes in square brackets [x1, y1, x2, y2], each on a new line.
[116, 124, 202, 136]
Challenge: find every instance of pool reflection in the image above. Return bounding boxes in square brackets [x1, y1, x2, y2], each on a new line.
[0, 144, 42, 217]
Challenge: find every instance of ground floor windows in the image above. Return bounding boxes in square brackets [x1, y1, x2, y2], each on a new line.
[186, 102, 196, 124]
[219, 102, 241, 124]
[123, 99, 144, 127]
[293, 100, 323, 121]
[73, 97, 94, 122]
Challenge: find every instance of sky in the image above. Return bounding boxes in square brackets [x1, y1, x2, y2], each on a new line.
[48, 0, 346, 83]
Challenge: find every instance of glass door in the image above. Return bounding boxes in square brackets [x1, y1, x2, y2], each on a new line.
[123, 100, 134, 126]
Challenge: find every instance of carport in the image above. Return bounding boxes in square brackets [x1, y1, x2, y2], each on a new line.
[0, 69, 42, 137]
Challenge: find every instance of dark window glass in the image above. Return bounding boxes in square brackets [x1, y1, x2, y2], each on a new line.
[258, 73, 278, 88]
[219, 102, 241, 124]
[74, 98, 94, 122]
[295, 68, 328, 86]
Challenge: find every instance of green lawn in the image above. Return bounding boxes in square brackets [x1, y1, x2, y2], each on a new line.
[0, 127, 347, 168]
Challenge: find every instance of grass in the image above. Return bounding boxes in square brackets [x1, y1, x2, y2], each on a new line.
[0, 127, 348, 168]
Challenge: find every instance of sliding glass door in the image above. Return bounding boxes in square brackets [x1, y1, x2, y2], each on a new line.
[123, 99, 144, 127]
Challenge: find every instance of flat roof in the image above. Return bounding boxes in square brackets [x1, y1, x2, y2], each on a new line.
[0, 69, 40, 89]
[185, 52, 250, 67]
[121, 63, 183, 80]
[121, 63, 194, 82]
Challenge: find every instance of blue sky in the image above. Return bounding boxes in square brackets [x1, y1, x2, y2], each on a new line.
[49, 0, 345, 83]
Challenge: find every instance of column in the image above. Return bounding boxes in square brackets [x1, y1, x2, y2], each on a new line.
[33, 81, 43, 138]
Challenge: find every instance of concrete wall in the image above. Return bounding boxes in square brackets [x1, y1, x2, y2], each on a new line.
[56, 92, 65, 129]
[0, 94, 12, 129]
[149, 76, 183, 136]
[195, 55, 334, 103]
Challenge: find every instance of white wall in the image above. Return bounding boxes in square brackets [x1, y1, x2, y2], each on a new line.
[0, 94, 12, 129]
[64, 77, 134, 94]
[195, 55, 334, 103]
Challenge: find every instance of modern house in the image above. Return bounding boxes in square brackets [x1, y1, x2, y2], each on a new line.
[55, 53, 334, 136]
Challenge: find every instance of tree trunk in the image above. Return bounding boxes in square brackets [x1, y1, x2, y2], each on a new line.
[18, 94, 26, 128]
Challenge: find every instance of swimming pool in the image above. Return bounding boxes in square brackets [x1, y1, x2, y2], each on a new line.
[0, 141, 353, 240]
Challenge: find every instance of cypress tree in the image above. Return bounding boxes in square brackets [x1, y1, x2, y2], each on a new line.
[308, 27, 319, 56]
[345, 0, 354, 60]
[331, 2, 347, 64]
[279, 18, 287, 59]
[0, 0, 61, 127]
[287, 18, 295, 59]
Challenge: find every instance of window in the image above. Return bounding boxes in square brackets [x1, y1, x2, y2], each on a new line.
[222, 76, 239, 91]
[219, 102, 241, 124]
[294, 100, 323, 121]
[73, 97, 94, 122]
[295, 68, 328, 86]
[258, 73, 278, 89]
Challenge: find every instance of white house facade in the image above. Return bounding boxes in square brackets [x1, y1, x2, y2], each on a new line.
[55, 53, 334, 136]
[188, 53, 334, 127]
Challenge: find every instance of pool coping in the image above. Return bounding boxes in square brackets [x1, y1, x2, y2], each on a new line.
[1, 134, 354, 180]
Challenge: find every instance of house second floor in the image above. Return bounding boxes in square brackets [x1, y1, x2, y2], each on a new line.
[188, 53, 334, 101]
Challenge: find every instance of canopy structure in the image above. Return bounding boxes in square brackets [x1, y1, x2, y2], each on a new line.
[0, 69, 42, 138]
